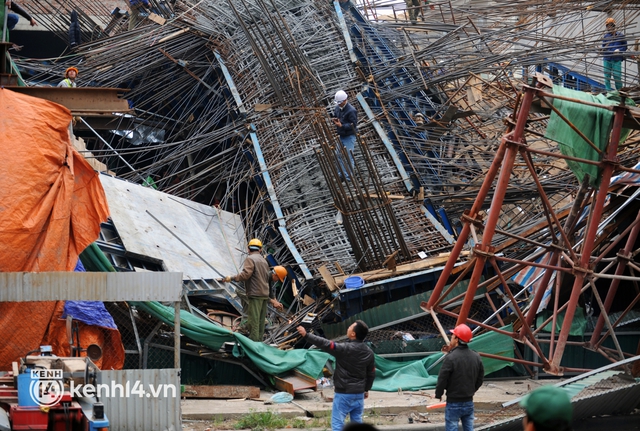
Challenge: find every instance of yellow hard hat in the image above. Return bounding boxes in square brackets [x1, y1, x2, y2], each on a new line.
[273, 266, 287, 282]
[605, 17, 616, 26]
[248, 238, 263, 250]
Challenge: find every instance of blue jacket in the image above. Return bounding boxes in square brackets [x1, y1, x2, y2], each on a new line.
[603, 31, 627, 62]
[334, 102, 358, 138]
[129, 0, 149, 6]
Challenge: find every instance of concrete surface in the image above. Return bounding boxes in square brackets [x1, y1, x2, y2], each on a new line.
[181, 378, 555, 429]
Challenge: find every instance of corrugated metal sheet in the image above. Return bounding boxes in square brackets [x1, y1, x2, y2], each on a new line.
[477, 368, 640, 431]
[0, 272, 183, 302]
[99, 368, 181, 431]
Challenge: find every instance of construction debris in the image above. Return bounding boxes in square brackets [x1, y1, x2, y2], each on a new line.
[5, 0, 640, 383]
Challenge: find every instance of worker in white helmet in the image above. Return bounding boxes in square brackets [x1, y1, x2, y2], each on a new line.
[332, 90, 358, 181]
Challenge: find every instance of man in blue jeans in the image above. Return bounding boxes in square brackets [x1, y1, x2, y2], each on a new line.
[602, 17, 627, 91]
[435, 324, 484, 431]
[297, 320, 375, 431]
[332, 90, 358, 181]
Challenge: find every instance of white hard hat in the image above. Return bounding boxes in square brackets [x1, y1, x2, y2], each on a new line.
[334, 90, 348, 104]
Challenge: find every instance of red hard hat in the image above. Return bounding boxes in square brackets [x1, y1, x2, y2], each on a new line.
[451, 324, 472, 343]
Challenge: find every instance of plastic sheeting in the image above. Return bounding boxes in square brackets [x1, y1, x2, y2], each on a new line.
[545, 86, 633, 188]
[372, 327, 515, 391]
[135, 301, 516, 391]
[0, 89, 110, 370]
[0, 88, 109, 271]
[133, 301, 333, 379]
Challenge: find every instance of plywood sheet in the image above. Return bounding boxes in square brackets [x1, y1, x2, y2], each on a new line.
[100, 174, 245, 280]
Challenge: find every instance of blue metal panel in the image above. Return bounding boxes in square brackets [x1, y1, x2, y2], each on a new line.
[248, 126, 312, 280]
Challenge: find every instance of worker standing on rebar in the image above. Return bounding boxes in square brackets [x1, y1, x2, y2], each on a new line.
[128, 0, 149, 30]
[57, 67, 78, 88]
[520, 386, 573, 431]
[434, 324, 484, 431]
[602, 17, 627, 91]
[332, 90, 358, 181]
[221, 239, 280, 342]
[404, 0, 421, 24]
[296, 321, 375, 431]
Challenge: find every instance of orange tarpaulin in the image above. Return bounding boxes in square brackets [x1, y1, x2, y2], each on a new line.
[0, 88, 122, 370]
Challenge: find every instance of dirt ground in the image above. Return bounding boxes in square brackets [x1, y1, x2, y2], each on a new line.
[181, 409, 442, 430]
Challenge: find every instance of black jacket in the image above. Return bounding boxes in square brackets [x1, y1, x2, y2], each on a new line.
[333, 102, 358, 138]
[9, 2, 33, 21]
[305, 332, 375, 394]
[435, 344, 484, 402]
[69, 11, 81, 48]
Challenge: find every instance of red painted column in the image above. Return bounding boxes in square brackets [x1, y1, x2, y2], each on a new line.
[550, 105, 626, 373]
[588, 209, 640, 347]
[454, 86, 537, 323]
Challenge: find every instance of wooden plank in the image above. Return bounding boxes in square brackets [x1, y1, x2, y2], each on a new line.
[274, 376, 295, 396]
[147, 12, 166, 25]
[274, 371, 316, 396]
[181, 385, 260, 399]
[318, 265, 337, 292]
[334, 251, 471, 286]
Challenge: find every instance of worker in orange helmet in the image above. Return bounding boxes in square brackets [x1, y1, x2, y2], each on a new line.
[434, 324, 484, 431]
[268, 266, 286, 310]
[57, 67, 78, 88]
[602, 17, 627, 91]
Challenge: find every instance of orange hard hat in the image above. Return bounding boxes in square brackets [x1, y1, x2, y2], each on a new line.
[451, 324, 473, 343]
[605, 17, 616, 26]
[65, 66, 79, 77]
[273, 266, 288, 282]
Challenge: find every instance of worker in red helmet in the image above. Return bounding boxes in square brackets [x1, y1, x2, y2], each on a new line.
[434, 324, 484, 431]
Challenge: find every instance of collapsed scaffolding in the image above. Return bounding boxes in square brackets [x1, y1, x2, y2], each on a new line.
[7, 0, 640, 375]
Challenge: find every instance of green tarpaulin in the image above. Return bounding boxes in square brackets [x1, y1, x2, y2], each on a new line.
[545, 85, 633, 188]
[536, 306, 586, 337]
[132, 301, 332, 379]
[135, 301, 515, 392]
[371, 326, 515, 391]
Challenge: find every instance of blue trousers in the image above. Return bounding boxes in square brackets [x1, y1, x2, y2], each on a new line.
[337, 134, 356, 181]
[445, 401, 475, 431]
[331, 392, 364, 431]
[7, 14, 19, 31]
[603, 59, 623, 91]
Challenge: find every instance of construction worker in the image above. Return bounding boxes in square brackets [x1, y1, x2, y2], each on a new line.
[332, 90, 358, 181]
[602, 17, 627, 91]
[57, 67, 78, 88]
[520, 386, 573, 431]
[296, 320, 375, 431]
[404, 0, 421, 24]
[434, 324, 484, 431]
[5, 0, 38, 31]
[221, 239, 282, 342]
[269, 265, 286, 310]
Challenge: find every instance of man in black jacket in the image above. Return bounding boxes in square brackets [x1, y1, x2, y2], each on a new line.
[332, 90, 358, 181]
[5, 0, 38, 31]
[297, 320, 375, 431]
[435, 324, 484, 431]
